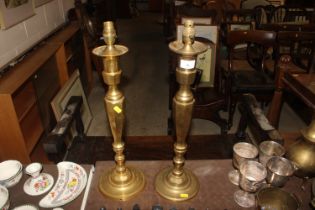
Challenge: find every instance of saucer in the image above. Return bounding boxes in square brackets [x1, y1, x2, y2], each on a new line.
[23, 173, 54, 196]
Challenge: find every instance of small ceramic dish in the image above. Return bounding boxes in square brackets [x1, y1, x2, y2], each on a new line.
[0, 185, 10, 210]
[11, 204, 39, 210]
[0, 160, 23, 187]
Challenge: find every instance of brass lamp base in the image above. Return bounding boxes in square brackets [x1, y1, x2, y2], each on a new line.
[99, 166, 145, 201]
[155, 166, 199, 201]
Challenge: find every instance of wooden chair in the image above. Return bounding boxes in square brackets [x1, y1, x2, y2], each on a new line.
[284, 7, 310, 23]
[270, 5, 286, 23]
[224, 9, 254, 23]
[264, 31, 315, 77]
[254, 5, 269, 27]
[256, 23, 315, 31]
[222, 30, 276, 128]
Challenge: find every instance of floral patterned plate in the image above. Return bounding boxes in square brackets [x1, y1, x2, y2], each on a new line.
[23, 173, 54, 196]
[39, 162, 87, 208]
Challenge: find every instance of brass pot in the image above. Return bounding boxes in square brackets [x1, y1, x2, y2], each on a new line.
[256, 187, 300, 210]
[286, 119, 315, 178]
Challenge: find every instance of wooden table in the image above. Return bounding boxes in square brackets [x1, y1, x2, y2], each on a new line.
[86, 160, 312, 210]
[283, 73, 315, 110]
[8, 164, 92, 209]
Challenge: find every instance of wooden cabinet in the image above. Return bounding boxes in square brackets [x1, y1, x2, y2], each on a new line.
[0, 22, 92, 163]
[47, 22, 92, 95]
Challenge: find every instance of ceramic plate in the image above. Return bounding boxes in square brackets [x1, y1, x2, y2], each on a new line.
[23, 173, 54, 196]
[12, 204, 39, 210]
[39, 162, 87, 208]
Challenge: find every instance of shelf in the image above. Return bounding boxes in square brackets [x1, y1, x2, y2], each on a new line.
[13, 81, 37, 121]
[20, 104, 44, 154]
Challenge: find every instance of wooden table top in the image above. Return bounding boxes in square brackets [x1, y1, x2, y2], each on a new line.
[284, 72, 315, 110]
[86, 160, 312, 210]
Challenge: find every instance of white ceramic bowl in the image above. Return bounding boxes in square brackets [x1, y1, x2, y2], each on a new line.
[12, 204, 39, 210]
[0, 185, 9, 210]
[0, 160, 23, 188]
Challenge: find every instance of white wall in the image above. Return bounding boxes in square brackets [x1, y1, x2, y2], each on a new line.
[0, 0, 78, 70]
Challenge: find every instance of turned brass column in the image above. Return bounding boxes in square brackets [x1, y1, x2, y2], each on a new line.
[155, 20, 207, 201]
[92, 21, 145, 201]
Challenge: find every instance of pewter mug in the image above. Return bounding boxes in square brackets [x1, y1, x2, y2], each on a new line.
[266, 156, 294, 187]
[233, 142, 258, 169]
[259, 140, 285, 167]
[239, 160, 266, 192]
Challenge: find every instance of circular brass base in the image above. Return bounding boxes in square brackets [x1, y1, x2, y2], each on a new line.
[155, 166, 199, 201]
[99, 166, 145, 201]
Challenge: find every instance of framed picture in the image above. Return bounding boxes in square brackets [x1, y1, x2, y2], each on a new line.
[51, 70, 93, 134]
[176, 24, 218, 87]
[0, 0, 34, 29]
[34, 0, 53, 7]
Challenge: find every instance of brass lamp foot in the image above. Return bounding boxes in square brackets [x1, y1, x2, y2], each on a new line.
[99, 166, 145, 201]
[155, 166, 199, 201]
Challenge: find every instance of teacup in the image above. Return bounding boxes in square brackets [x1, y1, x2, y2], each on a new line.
[25, 163, 42, 179]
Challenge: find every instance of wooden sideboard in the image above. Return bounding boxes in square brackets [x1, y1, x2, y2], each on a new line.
[0, 22, 92, 163]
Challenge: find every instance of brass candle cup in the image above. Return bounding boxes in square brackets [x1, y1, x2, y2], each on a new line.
[259, 140, 285, 167]
[266, 156, 295, 187]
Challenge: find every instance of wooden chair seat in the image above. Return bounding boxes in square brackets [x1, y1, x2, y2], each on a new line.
[221, 59, 254, 72]
[264, 58, 308, 75]
[232, 70, 275, 92]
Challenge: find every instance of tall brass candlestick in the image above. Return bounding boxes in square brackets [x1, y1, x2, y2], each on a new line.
[92, 21, 145, 201]
[155, 20, 207, 201]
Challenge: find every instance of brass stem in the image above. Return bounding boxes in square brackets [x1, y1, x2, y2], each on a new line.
[102, 56, 126, 174]
[93, 21, 145, 200]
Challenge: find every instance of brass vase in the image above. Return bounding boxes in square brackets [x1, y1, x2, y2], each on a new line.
[154, 20, 207, 201]
[286, 117, 315, 178]
[92, 21, 145, 201]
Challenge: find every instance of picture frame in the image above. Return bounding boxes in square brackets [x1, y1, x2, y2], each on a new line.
[176, 24, 218, 87]
[0, 0, 34, 29]
[51, 69, 93, 134]
[34, 0, 53, 7]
